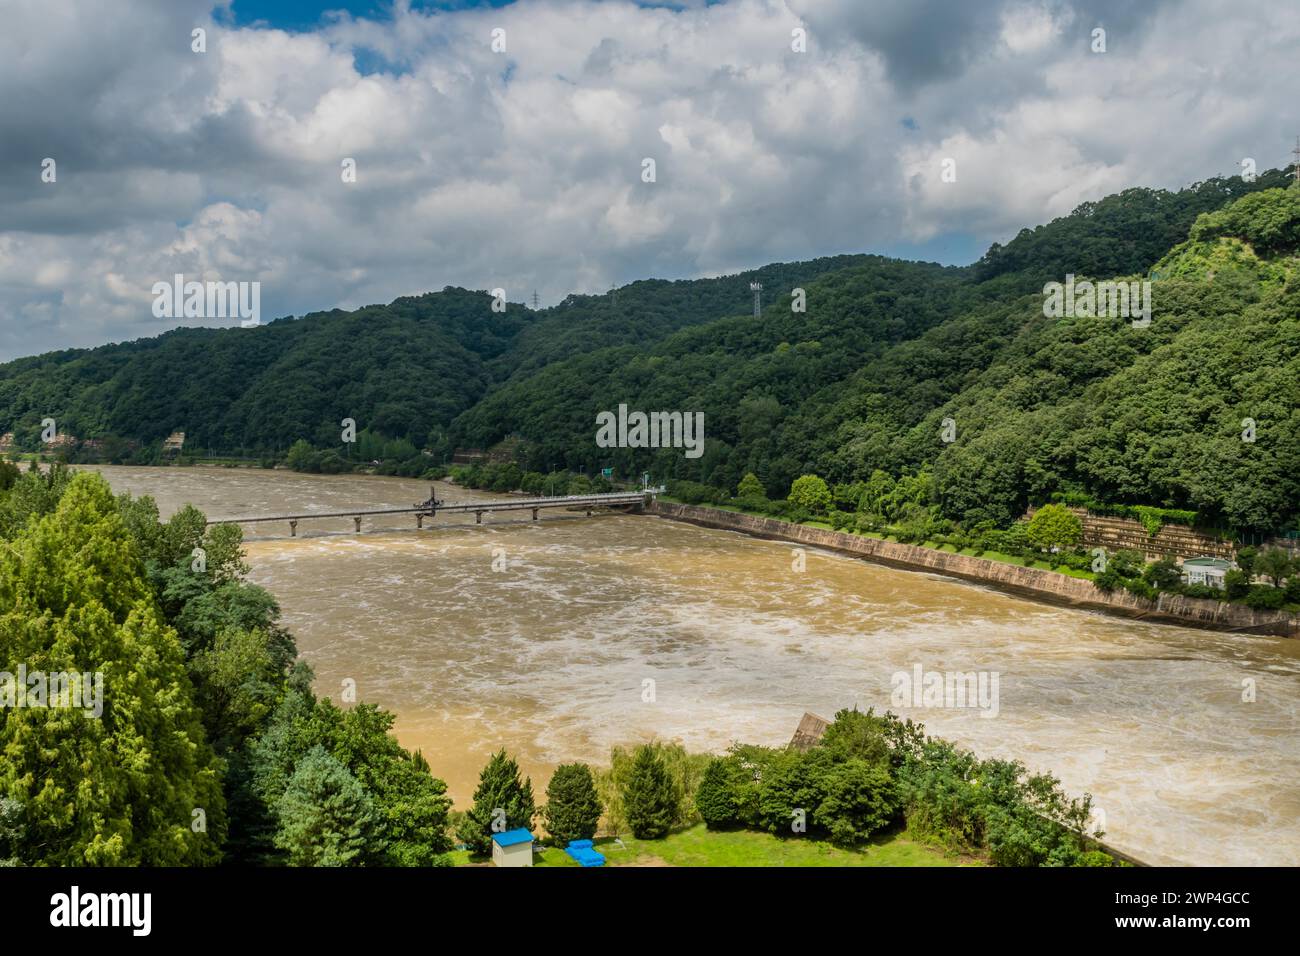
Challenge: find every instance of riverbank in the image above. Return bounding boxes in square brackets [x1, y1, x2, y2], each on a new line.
[647, 500, 1300, 638]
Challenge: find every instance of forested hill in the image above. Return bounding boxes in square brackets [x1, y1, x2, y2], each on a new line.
[2, 169, 1298, 531]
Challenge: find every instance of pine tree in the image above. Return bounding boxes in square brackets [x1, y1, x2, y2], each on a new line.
[456, 749, 535, 855]
[542, 763, 602, 846]
[622, 744, 678, 839]
[274, 746, 382, 866]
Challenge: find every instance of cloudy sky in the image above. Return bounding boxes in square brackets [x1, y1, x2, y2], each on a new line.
[0, 0, 1295, 360]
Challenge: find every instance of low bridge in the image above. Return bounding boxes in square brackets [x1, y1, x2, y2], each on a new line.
[205, 488, 665, 536]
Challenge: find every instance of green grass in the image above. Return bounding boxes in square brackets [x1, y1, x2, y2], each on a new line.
[451, 824, 976, 867]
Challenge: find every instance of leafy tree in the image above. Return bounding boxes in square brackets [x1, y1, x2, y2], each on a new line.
[1143, 557, 1184, 591]
[456, 749, 535, 855]
[788, 474, 831, 514]
[622, 744, 679, 839]
[0, 472, 226, 865]
[1027, 504, 1083, 552]
[542, 763, 602, 846]
[1255, 548, 1294, 587]
[274, 746, 383, 866]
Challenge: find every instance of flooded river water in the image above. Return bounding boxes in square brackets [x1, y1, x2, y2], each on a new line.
[89, 465, 1300, 865]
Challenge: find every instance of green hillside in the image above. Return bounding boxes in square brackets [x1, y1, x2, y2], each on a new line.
[2, 169, 1297, 533]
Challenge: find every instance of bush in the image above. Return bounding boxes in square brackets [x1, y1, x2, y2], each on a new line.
[736, 473, 766, 499]
[1243, 585, 1286, 610]
[828, 509, 855, 531]
[695, 758, 745, 830]
[1124, 579, 1157, 600]
[668, 479, 724, 505]
[1093, 566, 1124, 592]
[812, 759, 898, 846]
[1224, 569, 1251, 600]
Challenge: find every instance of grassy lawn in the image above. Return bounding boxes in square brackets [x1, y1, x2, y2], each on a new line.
[451, 824, 977, 867]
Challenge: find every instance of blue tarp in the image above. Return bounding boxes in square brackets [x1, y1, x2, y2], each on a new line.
[564, 841, 605, 866]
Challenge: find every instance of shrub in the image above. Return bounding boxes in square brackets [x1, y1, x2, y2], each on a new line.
[1224, 569, 1251, 600]
[812, 759, 898, 846]
[1124, 579, 1157, 600]
[736, 472, 766, 499]
[695, 758, 745, 830]
[1243, 585, 1286, 610]
[1093, 566, 1123, 592]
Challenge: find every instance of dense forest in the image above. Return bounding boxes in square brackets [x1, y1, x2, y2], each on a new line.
[2, 167, 1297, 533]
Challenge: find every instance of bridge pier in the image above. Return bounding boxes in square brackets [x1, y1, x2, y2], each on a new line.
[289, 520, 298, 537]
[532, 508, 538, 521]
[353, 516, 362, 533]
[416, 514, 424, 529]
[475, 511, 483, 524]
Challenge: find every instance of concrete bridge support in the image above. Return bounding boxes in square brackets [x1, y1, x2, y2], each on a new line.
[289, 520, 298, 537]
[353, 516, 362, 533]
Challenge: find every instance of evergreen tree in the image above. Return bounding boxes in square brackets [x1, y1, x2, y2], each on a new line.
[542, 763, 602, 846]
[274, 746, 383, 866]
[622, 744, 678, 839]
[695, 757, 743, 830]
[456, 749, 536, 855]
[0, 472, 226, 865]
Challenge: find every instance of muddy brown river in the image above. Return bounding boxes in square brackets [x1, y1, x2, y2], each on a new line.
[88, 465, 1300, 866]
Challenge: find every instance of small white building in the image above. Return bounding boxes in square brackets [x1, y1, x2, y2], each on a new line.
[491, 828, 534, 867]
[1182, 556, 1234, 588]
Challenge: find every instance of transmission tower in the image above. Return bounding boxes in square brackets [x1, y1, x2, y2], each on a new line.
[532, 290, 540, 310]
[749, 281, 762, 319]
[1293, 136, 1300, 183]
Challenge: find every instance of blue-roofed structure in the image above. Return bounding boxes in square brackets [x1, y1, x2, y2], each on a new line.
[492, 828, 534, 847]
[491, 828, 535, 866]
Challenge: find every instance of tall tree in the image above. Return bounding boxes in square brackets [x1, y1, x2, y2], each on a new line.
[622, 744, 679, 839]
[456, 749, 535, 855]
[0, 472, 226, 865]
[274, 746, 383, 866]
[542, 763, 602, 846]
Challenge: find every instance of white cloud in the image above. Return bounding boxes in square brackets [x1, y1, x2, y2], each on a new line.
[0, 0, 1295, 360]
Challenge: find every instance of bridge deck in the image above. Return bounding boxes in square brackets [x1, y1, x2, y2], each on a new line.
[205, 490, 662, 526]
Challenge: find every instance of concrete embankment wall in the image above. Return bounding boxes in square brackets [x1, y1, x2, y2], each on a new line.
[646, 501, 1299, 638]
